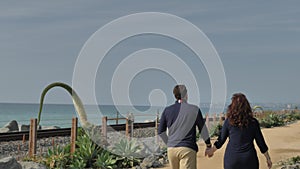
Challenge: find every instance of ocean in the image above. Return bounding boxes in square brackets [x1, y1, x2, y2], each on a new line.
[0, 103, 166, 128]
[0, 102, 297, 128]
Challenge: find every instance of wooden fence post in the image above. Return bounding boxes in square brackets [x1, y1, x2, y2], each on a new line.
[155, 111, 160, 143]
[102, 117, 107, 141]
[205, 113, 209, 128]
[213, 113, 217, 125]
[116, 111, 119, 125]
[125, 118, 129, 138]
[155, 112, 159, 136]
[130, 120, 134, 138]
[219, 113, 224, 124]
[52, 137, 55, 147]
[126, 113, 134, 138]
[29, 118, 37, 157]
[22, 134, 26, 144]
[70, 117, 78, 154]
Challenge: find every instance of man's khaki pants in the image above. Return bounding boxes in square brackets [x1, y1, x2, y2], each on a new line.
[167, 147, 197, 169]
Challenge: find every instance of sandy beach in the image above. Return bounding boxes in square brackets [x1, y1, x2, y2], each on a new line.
[159, 120, 300, 169]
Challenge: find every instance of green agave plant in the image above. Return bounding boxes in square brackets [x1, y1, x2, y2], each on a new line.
[68, 158, 86, 169]
[112, 138, 141, 157]
[71, 131, 102, 168]
[111, 138, 142, 168]
[45, 144, 71, 169]
[94, 150, 117, 169]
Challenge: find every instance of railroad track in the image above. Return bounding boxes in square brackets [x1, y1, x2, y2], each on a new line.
[0, 128, 71, 142]
[0, 122, 157, 142]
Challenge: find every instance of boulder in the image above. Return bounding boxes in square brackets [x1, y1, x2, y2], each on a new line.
[0, 127, 10, 133]
[140, 155, 157, 168]
[2, 120, 19, 132]
[20, 124, 30, 131]
[41, 126, 60, 130]
[19, 161, 47, 169]
[20, 125, 52, 131]
[0, 157, 22, 169]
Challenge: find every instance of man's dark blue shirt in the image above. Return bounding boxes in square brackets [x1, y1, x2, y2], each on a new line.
[158, 101, 211, 152]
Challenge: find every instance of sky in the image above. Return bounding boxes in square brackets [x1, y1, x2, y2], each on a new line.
[0, 1, 300, 107]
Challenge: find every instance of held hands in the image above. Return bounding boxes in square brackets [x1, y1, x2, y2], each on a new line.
[205, 147, 214, 158]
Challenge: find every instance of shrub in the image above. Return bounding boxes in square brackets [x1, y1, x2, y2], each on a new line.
[209, 123, 222, 137]
[259, 113, 285, 128]
[44, 144, 71, 169]
[283, 111, 300, 123]
[290, 156, 300, 164]
[278, 155, 300, 167]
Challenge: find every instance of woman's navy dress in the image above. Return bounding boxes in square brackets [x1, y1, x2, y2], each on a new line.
[214, 118, 268, 169]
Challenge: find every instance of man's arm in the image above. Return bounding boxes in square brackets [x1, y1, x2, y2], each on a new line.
[197, 109, 211, 147]
[158, 110, 168, 144]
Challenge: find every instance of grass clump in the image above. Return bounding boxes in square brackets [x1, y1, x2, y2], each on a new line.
[277, 155, 300, 168]
[258, 110, 300, 128]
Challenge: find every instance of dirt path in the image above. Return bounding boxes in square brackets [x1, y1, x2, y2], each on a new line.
[158, 121, 300, 169]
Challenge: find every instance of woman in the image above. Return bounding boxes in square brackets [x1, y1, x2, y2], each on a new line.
[206, 93, 272, 169]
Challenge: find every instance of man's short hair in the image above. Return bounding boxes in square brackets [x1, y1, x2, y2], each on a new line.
[173, 85, 187, 100]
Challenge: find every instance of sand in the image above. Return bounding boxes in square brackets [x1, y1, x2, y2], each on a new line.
[158, 120, 300, 169]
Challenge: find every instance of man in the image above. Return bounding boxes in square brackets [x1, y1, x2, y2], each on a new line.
[158, 85, 212, 169]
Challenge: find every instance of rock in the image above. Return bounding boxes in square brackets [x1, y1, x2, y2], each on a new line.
[140, 155, 157, 168]
[133, 166, 143, 169]
[6, 120, 19, 131]
[41, 126, 60, 130]
[2, 120, 19, 132]
[0, 157, 22, 169]
[20, 125, 30, 131]
[159, 157, 167, 165]
[19, 161, 47, 169]
[152, 160, 163, 168]
[0, 127, 10, 133]
[20, 125, 60, 131]
[138, 165, 147, 169]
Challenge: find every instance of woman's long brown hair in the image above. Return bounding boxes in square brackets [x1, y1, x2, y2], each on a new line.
[227, 93, 253, 127]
